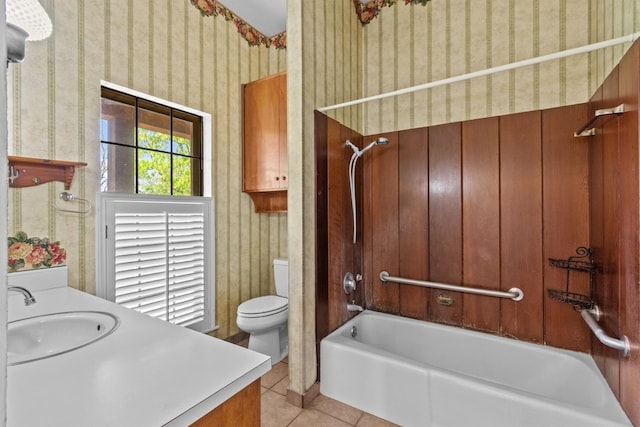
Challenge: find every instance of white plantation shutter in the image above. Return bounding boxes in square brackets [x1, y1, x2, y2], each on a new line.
[98, 193, 215, 333]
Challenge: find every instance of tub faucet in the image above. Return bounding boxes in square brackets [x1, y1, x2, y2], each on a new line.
[347, 300, 363, 312]
[8, 286, 36, 306]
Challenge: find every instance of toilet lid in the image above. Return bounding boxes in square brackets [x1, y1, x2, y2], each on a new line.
[238, 295, 288, 317]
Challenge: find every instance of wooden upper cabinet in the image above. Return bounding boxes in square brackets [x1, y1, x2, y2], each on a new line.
[242, 71, 287, 213]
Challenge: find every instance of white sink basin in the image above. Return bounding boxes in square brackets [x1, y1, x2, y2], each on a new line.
[8, 311, 120, 366]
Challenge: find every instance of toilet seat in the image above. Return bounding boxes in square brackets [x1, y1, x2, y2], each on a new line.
[237, 295, 288, 318]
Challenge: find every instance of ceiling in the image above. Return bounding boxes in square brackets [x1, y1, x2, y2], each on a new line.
[219, 0, 287, 37]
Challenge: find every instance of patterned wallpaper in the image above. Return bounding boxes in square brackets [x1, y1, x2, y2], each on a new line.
[7, 0, 286, 339]
[360, 0, 639, 135]
[589, 0, 639, 90]
[286, 0, 362, 394]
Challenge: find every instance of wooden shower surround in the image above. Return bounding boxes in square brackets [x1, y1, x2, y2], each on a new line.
[316, 40, 640, 426]
[316, 103, 591, 352]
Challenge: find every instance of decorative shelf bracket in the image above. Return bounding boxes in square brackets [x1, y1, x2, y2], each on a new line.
[574, 104, 625, 137]
[8, 156, 87, 190]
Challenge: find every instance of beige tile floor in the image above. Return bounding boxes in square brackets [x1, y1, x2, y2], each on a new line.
[235, 338, 398, 426]
[260, 358, 399, 427]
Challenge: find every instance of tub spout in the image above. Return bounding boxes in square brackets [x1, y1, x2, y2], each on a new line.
[347, 301, 363, 312]
[9, 286, 36, 306]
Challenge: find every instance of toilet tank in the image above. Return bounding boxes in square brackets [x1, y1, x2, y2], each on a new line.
[273, 258, 288, 298]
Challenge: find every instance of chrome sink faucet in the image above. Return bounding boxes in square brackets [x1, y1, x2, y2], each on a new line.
[9, 286, 36, 306]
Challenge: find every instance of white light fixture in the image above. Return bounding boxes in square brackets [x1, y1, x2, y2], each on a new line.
[6, 0, 52, 63]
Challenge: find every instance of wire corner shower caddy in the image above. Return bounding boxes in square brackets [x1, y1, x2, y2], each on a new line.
[547, 246, 596, 310]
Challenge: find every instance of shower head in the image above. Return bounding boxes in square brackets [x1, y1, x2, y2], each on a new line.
[346, 135, 389, 243]
[345, 137, 389, 155]
[359, 136, 389, 157]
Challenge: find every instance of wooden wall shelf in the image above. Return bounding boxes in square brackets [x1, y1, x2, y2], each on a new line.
[8, 156, 87, 190]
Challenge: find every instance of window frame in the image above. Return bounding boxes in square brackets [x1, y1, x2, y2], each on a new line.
[99, 80, 212, 198]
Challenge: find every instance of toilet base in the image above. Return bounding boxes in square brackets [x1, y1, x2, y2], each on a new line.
[248, 324, 288, 364]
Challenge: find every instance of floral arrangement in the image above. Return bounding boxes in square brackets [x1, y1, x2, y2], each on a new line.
[191, 0, 286, 49]
[8, 231, 66, 273]
[354, 0, 432, 25]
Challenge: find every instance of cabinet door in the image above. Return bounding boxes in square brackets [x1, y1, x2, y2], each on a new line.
[277, 73, 287, 189]
[243, 73, 286, 192]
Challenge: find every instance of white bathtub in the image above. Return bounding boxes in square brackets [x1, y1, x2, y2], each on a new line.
[320, 310, 631, 427]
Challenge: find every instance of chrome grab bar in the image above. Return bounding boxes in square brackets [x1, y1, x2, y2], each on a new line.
[580, 306, 630, 357]
[379, 271, 524, 301]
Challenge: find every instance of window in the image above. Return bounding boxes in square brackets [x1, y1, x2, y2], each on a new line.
[97, 193, 215, 333]
[97, 83, 214, 331]
[100, 86, 203, 196]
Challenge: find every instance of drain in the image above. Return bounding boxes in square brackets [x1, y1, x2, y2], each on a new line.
[350, 326, 358, 338]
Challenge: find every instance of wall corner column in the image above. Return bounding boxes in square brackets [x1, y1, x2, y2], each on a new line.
[286, 0, 318, 402]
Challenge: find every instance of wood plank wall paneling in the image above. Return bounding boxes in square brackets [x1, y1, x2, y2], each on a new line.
[363, 138, 373, 309]
[589, 86, 610, 378]
[588, 40, 640, 424]
[314, 112, 329, 346]
[398, 128, 429, 319]
[316, 113, 364, 343]
[427, 123, 463, 325]
[461, 117, 500, 332]
[499, 111, 543, 343]
[589, 84, 605, 375]
[327, 115, 347, 327]
[616, 40, 640, 424]
[337, 123, 362, 326]
[323, 105, 594, 349]
[542, 103, 591, 352]
[368, 133, 400, 313]
[347, 125, 364, 318]
[601, 63, 621, 396]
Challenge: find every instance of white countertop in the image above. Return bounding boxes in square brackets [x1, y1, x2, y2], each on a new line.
[7, 286, 271, 427]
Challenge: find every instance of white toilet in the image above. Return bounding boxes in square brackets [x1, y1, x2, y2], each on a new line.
[236, 258, 288, 364]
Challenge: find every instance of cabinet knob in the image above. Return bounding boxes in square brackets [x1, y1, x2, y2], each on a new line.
[275, 177, 280, 181]
[282, 176, 286, 181]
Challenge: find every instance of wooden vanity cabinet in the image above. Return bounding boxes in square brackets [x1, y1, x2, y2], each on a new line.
[242, 71, 287, 213]
[190, 379, 260, 427]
